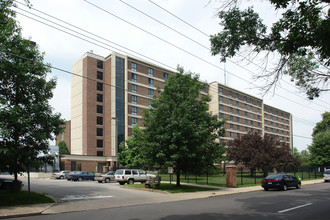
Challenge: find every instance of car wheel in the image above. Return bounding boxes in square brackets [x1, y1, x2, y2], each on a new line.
[67, 179, 71, 181]
[60, 176, 64, 179]
[296, 183, 301, 189]
[98, 181, 102, 183]
[128, 179, 134, 184]
[264, 188, 269, 191]
[78, 177, 83, 182]
[282, 184, 287, 191]
[105, 178, 110, 183]
[119, 182, 125, 185]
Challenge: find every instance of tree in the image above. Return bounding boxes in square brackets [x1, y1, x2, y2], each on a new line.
[117, 125, 146, 169]
[309, 112, 330, 166]
[58, 141, 70, 155]
[228, 133, 299, 176]
[0, 1, 65, 183]
[143, 70, 226, 186]
[210, 0, 330, 99]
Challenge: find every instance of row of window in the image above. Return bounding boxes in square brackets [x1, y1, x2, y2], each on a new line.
[220, 97, 261, 113]
[265, 113, 289, 124]
[220, 106, 261, 120]
[265, 120, 290, 130]
[219, 87, 261, 107]
[264, 106, 289, 119]
[265, 127, 290, 136]
[131, 84, 154, 97]
[131, 62, 169, 81]
[97, 60, 104, 153]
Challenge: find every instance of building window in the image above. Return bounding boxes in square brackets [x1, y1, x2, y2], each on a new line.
[250, 98, 253, 104]
[257, 101, 260, 107]
[97, 71, 103, 80]
[251, 128, 254, 133]
[244, 104, 247, 109]
[229, 99, 233, 105]
[250, 113, 253, 119]
[97, 94, 103, 102]
[97, 151, 103, 156]
[236, 93, 239, 99]
[245, 127, 248, 132]
[97, 105, 103, 114]
[131, 62, 137, 71]
[230, 124, 233, 129]
[237, 125, 240, 131]
[97, 82, 103, 91]
[132, 117, 138, 126]
[250, 106, 253, 111]
[132, 95, 137, 104]
[131, 84, 137, 93]
[148, 78, 154, 86]
[148, 68, 154, 76]
[230, 107, 233, 113]
[97, 60, 103, 69]
[229, 91, 232, 97]
[245, 111, 248, 117]
[236, 117, 239, 123]
[131, 73, 137, 82]
[148, 89, 153, 97]
[97, 116, 103, 125]
[132, 106, 137, 115]
[244, 96, 247, 102]
[97, 128, 103, 136]
[220, 104, 223, 111]
[230, 115, 233, 121]
[258, 115, 261, 120]
[219, 87, 223, 94]
[164, 72, 168, 80]
[258, 122, 261, 128]
[148, 99, 152, 107]
[97, 139, 103, 148]
[245, 119, 248, 125]
[251, 120, 254, 126]
[236, 109, 239, 115]
[236, 101, 239, 107]
[230, 132, 233, 138]
[237, 133, 240, 138]
[220, 113, 224, 119]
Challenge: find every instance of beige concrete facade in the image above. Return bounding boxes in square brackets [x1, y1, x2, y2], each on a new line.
[59, 51, 293, 172]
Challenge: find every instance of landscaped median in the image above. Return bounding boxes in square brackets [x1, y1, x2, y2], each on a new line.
[0, 190, 54, 207]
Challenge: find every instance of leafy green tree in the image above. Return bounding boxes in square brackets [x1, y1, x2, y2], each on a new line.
[210, 0, 330, 99]
[143, 70, 226, 186]
[0, 1, 64, 182]
[228, 133, 300, 176]
[117, 125, 146, 169]
[58, 141, 70, 155]
[309, 112, 330, 166]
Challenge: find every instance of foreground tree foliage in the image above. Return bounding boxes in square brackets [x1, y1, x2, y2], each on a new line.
[117, 125, 146, 169]
[210, 0, 330, 99]
[228, 133, 300, 176]
[143, 70, 226, 186]
[309, 112, 330, 166]
[0, 1, 64, 183]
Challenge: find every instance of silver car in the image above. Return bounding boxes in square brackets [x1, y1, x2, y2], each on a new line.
[95, 171, 115, 183]
[52, 171, 70, 179]
[323, 169, 330, 182]
[114, 169, 156, 185]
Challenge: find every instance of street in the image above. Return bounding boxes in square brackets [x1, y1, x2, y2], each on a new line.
[9, 178, 330, 220]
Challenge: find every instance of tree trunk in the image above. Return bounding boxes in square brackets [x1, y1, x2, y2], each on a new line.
[176, 171, 180, 187]
[14, 172, 18, 181]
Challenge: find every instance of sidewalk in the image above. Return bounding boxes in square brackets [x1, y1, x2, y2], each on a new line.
[0, 179, 324, 219]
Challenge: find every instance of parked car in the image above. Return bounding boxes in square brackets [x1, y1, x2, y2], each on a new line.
[323, 169, 330, 182]
[114, 169, 156, 185]
[0, 178, 23, 190]
[67, 171, 95, 181]
[52, 171, 70, 179]
[95, 171, 115, 183]
[261, 174, 301, 191]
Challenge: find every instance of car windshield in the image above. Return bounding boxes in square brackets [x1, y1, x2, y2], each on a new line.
[265, 174, 283, 180]
[324, 170, 330, 174]
[115, 170, 123, 175]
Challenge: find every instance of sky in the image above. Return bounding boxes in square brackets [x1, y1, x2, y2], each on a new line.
[12, 0, 330, 152]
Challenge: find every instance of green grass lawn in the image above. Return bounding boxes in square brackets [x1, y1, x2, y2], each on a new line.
[125, 183, 220, 193]
[0, 190, 55, 206]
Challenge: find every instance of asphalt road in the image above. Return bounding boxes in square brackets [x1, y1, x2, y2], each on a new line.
[11, 180, 330, 220]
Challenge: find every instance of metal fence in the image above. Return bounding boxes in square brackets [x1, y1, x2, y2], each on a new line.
[158, 166, 325, 187]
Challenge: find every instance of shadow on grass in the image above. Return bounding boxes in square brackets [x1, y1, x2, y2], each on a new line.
[125, 183, 220, 194]
[0, 190, 54, 206]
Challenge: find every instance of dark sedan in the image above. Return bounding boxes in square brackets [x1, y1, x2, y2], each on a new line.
[261, 174, 301, 191]
[67, 171, 95, 181]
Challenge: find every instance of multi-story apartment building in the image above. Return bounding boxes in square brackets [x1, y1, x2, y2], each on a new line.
[58, 51, 292, 172]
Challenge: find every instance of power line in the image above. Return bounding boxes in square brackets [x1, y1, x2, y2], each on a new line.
[82, 0, 324, 113]
[14, 2, 325, 122]
[146, 0, 330, 107]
